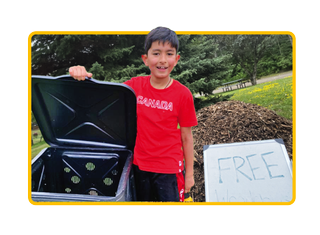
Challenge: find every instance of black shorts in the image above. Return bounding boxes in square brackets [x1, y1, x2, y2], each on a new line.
[133, 164, 180, 202]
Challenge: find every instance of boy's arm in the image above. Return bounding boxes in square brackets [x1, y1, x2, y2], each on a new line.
[69, 66, 92, 81]
[180, 126, 195, 193]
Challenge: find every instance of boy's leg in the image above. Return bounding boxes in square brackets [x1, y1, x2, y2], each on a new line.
[133, 164, 155, 201]
[152, 173, 180, 202]
[133, 165, 182, 202]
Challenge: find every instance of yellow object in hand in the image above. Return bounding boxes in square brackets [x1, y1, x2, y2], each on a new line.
[184, 192, 193, 202]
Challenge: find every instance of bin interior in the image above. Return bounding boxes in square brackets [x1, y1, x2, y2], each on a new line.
[32, 147, 131, 197]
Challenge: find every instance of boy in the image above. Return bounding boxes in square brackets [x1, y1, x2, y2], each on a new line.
[69, 27, 198, 202]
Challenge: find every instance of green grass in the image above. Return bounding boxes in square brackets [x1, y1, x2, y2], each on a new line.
[225, 76, 293, 120]
[31, 129, 49, 159]
[31, 141, 50, 159]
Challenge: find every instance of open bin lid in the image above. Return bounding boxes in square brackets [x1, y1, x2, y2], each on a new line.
[32, 75, 136, 150]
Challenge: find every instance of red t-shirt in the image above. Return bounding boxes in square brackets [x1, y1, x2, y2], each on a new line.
[124, 76, 198, 174]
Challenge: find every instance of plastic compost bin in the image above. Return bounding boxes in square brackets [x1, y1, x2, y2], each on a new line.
[31, 75, 137, 202]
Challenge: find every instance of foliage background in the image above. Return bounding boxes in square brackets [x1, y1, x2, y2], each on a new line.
[32, 33, 292, 100]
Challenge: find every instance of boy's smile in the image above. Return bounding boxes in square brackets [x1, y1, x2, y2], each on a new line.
[142, 41, 180, 83]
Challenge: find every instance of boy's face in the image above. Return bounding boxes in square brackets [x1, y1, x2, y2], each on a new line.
[142, 41, 180, 81]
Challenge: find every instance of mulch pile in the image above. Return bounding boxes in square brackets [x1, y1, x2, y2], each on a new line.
[191, 100, 293, 202]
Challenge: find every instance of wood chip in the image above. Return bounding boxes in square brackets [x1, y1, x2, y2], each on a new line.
[191, 100, 293, 202]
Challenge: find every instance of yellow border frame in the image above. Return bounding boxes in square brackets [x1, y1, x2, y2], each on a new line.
[28, 31, 296, 205]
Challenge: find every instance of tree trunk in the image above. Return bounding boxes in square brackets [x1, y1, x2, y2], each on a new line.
[251, 74, 257, 85]
[251, 63, 258, 85]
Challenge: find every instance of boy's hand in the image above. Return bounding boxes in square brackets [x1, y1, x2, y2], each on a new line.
[185, 174, 194, 193]
[69, 66, 92, 81]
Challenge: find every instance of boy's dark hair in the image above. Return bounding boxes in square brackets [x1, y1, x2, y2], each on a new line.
[144, 27, 179, 54]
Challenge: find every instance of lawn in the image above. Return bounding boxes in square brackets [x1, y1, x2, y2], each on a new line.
[224, 76, 293, 120]
[31, 141, 49, 159]
[31, 129, 49, 159]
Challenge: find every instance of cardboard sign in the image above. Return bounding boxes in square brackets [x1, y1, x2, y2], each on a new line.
[203, 139, 292, 202]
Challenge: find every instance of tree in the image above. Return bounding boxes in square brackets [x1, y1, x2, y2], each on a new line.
[231, 35, 270, 85]
[172, 35, 231, 96]
[31, 34, 147, 80]
[88, 62, 105, 80]
[31, 33, 292, 97]
[258, 35, 292, 76]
